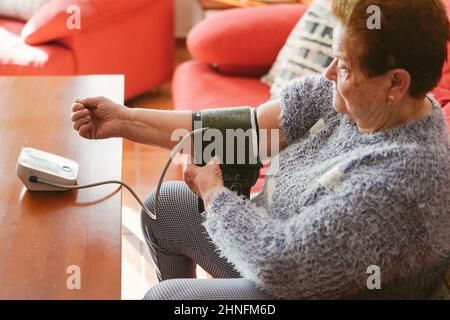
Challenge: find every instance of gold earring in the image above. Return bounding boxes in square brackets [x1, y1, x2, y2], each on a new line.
[387, 95, 395, 107]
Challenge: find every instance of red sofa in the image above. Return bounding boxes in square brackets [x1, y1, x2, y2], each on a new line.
[0, 0, 174, 100]
[173, 2, 450, 128]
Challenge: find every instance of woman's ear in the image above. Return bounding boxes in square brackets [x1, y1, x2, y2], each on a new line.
[389, 69, 411, 98]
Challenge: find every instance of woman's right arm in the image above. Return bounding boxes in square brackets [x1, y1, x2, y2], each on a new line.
[119, 107, 193, 149]
[72, 96, 288, 157]
[71, 96, 192, 150]
[120, 99, 289, 158]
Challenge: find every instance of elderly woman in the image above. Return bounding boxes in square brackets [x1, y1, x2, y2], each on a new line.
[71, 0, 450, 299]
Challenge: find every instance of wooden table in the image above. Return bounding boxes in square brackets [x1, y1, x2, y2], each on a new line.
[0, 76, 124, 299]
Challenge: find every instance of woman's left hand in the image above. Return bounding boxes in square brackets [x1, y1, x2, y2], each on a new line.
[183, 156, 226, 208]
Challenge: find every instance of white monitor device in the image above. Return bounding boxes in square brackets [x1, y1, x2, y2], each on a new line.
[16, 147, 79, 191]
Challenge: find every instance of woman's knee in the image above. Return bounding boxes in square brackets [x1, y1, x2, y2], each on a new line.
[143, 279, 275, 300]
[143, 279, 209, 300]
[143, 280, 184, 300]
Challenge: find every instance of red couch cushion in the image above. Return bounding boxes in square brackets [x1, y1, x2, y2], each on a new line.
[187, 4, 307, 77]
[0, 18, 75, 74]
[21, 0, 156, 45]
[173, 61, 270, 111]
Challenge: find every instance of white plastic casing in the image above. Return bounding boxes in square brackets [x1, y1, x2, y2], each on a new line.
[16, 147, 79, 191]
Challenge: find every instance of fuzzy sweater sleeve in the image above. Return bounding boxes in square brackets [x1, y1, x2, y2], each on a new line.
[279, 75, 334, 145]
[203, 155, 449, 299]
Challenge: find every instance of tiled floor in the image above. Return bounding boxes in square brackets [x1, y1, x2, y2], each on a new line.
[121, 40, 210, 300]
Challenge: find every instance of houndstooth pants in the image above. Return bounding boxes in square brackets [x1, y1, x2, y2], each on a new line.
[140, 181, 274, 300]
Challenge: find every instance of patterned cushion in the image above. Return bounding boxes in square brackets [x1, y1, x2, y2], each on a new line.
[261, 0, 335, 99]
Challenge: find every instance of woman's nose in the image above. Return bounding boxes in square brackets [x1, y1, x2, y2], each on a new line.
[324, 58, 338, 82]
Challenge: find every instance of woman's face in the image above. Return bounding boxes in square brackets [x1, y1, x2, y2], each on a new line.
[324, 24, 392, 127]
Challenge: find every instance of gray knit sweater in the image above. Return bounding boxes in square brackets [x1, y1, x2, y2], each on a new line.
[203, 75, 450, 299]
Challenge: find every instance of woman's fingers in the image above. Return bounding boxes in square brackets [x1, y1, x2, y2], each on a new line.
[73, 116, 91, 131]
[71, 109, 89, 122]
[182, 154, 193, 168]
[182, 156, 198, 184]
[76, 97, 101, 109]
[207, 156, 221, 165]
[79, 123, 92, 139]
[71, 100, 96, 139]
[183, 155, 225, 201]
[71, 102, 84, 113]
[182, 156, 195, 175]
